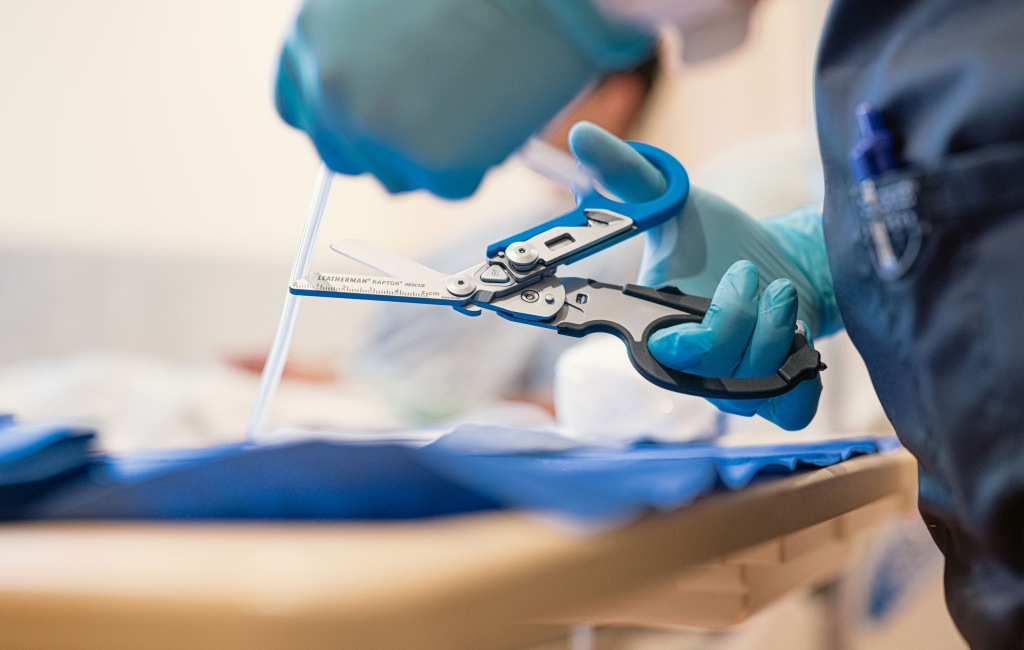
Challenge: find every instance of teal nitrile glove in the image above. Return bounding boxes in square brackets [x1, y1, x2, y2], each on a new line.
[568, 122, 841, 430]
[275, 0, 652, 199]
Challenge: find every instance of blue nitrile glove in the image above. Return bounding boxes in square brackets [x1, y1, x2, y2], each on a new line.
[568, 122, 841, 430]
[275, 0, 653, 199]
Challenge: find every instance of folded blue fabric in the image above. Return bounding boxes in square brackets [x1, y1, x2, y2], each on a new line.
[417, 438, 896, 523]
[0, 417, 96, 518]
[33, 442, 500, 521]
[0, 417, 897, 524]
[0, 416, 95, 485]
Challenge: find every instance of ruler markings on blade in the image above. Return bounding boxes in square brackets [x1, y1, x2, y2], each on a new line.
[290, 272, 458, 304]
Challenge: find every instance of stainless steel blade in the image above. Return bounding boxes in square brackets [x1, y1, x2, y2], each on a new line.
[329, 239, 446, 281]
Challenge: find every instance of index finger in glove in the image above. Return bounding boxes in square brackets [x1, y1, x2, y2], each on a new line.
[567, 121, 667, 203]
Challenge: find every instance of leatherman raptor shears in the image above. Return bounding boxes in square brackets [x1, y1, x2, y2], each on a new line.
[290, 143, 824, 399]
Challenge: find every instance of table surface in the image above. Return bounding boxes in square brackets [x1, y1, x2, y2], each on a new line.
[0, 450, 917, 650]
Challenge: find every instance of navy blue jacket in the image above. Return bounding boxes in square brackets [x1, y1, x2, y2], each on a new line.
[816, 1, 1024, 646]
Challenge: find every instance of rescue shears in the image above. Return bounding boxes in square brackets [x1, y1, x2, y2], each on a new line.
[290, 142, 824, 399]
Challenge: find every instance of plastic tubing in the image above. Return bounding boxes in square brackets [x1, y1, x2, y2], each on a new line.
[245, 162, 334, 441]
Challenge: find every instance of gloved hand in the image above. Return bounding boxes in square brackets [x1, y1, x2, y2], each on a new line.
[275, 0, 652, 199]
[568, 122, 841, 430]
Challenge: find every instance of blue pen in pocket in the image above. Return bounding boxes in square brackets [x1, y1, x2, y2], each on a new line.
[849, 103, 902, 278]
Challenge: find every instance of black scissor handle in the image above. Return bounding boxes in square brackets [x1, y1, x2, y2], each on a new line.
[556, 283, 825, 400]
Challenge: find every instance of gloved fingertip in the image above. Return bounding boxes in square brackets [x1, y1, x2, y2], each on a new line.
[726, 259, 756, 273]
[567, 121, 666, 203]
[715, 260, 759, 302]
[756, 377, 822, 431]
[648, 323, 715, 369]
[708, 397, 760, 417]
[566, 121, 611, 156]
[761, 278, 798, 324]
[764, 277, 795, 301]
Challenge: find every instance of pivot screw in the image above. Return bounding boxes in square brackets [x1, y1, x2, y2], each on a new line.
[505, 241, 540, 271]
[445, 275, 477, 297]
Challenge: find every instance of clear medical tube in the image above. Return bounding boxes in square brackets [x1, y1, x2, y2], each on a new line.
[245, 162, 334, 441]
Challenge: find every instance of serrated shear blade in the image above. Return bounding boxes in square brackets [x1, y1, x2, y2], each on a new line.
[329, 239, 446, 281]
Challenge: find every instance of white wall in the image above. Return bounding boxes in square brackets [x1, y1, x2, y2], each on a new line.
[0, 0, 548, 361]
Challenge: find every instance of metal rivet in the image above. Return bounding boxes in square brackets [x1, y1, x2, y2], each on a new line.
[505, 241, 540, 271]
[544, 293, 556, 304]
[445, 275, 477, 297]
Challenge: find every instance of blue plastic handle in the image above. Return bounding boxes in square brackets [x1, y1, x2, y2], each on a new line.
[486, 142, 689, 258]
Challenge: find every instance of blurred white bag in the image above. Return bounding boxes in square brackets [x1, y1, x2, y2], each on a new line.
[554, 334, 732, 444]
